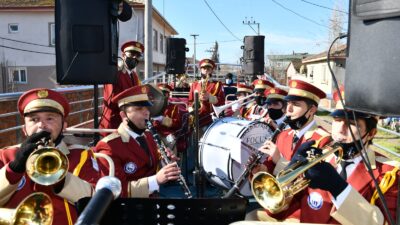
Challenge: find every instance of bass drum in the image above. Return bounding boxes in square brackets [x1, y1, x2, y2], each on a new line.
[199, 117, 273, 196]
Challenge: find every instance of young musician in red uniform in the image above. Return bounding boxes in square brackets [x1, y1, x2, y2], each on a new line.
[245, 79, 274, 121]
[0, 88, 101, 225]
[188, 59, 225, 129]
[231, 84, 253, 118]
[152, 83, 184, 155]
[245, 87, 399, 225]
[254, 79, 331, 176]
[100, 41, 143, 131]
[95, 85, 180, 198]
[259, 87, 288, 130]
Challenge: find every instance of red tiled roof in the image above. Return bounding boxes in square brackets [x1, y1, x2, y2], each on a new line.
[0, 0, 54, 8]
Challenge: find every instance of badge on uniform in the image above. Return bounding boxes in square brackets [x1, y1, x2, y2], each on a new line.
[307, 192, 323, 210]
[17, 176, 26, 190]
[124, 162, 137, 174]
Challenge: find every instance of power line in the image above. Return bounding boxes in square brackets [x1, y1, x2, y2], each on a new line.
[0, 45, 55, 55]
[300, 0, 348, 14]
[190, 39, 241, 45]
[0, 36, 55, 48]
[271, 0, 330, 29]
[202, 0, 242, 41]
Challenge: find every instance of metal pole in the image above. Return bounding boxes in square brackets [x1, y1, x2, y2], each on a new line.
[144, 0, 153, 80]
[190, 34, 199, 78]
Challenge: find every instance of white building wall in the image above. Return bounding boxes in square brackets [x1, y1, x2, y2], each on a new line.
[0, 11, 55, 66]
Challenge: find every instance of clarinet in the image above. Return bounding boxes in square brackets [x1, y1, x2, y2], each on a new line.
[145, 119, 193, 199]
[222, 116, 289, 198]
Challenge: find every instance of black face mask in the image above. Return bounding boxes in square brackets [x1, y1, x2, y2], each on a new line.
[125, 57, 139, 70]
[287, 109, 310, 130]
[255, 96, 266, 106]
[201, 73, 209, 79]
[336, 132, 369, 160]
[125, 112, 146, 135]
[268, 108, 284, 120]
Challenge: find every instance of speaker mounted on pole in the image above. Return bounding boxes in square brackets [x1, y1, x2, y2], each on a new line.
[346, 0, 400, 116]
[166, 38, 188, 74]
[242, 35, 265, 76]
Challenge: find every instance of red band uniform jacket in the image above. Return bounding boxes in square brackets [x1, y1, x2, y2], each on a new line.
[100, 70, 141, 130]
[95, 124, 160, 198]
[0, 141, 100, 225]
[188, 80, 225, 127]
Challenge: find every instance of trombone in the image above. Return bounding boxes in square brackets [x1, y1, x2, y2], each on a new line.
[212, 93, 256, 117]
[0, 192, 53, 225]
[251, 142, 343, 214]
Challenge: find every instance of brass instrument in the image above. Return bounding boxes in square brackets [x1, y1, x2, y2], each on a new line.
[251, 142, 343, 214]
[26, 140, 69, 186]
[0, 192, 53, 225]
[199, 75, 209, 107]
[212, 93, 256, 117]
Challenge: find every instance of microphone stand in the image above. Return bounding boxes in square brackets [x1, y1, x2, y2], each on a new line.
[192, 91, 204, 198]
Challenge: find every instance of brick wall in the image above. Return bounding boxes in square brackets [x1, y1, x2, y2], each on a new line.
[0, 89, 100, 148]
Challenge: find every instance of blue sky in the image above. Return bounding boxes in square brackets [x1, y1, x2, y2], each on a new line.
[152, 0, 349, 64]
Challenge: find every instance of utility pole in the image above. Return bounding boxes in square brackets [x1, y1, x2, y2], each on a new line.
[144, 0, 153, 80]
[243, 17, 260, 35]
[190, 34, 199, 77]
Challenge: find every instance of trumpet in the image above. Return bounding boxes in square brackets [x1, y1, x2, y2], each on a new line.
[0, 192, 53, 225]
[251, 142, 343, 214]
[212, 93, 256, 117]
[25, 139, 69, 186]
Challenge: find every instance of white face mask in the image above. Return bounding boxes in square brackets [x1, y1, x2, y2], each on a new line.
[225, 79, 232, 85]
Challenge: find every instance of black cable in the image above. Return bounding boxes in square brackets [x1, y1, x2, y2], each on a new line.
[0, 44, 55, 55]
[327, 34, 395, 225]
[202, 0, 242, 41]
[0, 36, 55, 48]
[300, 0, 348, 14]
[271, 0, 330, 29]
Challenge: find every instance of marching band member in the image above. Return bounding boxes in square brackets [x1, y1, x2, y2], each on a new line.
[188, 59, 225, 131]
[245, 79, 274, 121]
[223, 73, 237, 101]
[100, 41, 143, 131]
[259, 87, 288, 131]
[232, 84, 254, 118]
[247, 87, 399, 225]
[254, 79, 331, 177]
[95, 85, 180, 198]
[0, 88, 101, 225]
[152, 83, 184, 155]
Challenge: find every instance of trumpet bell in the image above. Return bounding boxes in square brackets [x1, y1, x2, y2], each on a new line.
[251, 172, 286, 213]
[0, 192, 53, 225]
[26, 147, 69, 186]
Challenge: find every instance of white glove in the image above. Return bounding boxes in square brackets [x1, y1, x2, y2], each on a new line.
[231, 102, 240, 112]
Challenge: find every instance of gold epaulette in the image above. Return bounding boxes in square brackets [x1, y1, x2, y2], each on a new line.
[101, 133, 121, 143]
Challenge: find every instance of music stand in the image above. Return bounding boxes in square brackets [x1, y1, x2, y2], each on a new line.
[77, 197, 248, 225]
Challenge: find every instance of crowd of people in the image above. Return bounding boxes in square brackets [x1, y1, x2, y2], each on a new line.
[0, 39, 398, 225]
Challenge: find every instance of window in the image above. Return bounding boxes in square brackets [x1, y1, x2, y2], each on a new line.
[160, 34, 164, 54]
[153, 29, 158, 51]
[309, 66, 314, 81]
[9, 68, 27, 83]
[8, 23, 19, 33]
[49, 23, 55, 46]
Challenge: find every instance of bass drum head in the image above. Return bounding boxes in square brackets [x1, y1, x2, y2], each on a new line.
[199, 117, 273, 196]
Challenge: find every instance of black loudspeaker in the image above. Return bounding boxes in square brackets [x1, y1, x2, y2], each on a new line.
[242, 36, 264, 75]
[346, 0, 400, 116]
[55, 0, 121, 84]
[166, 38, 187, 74]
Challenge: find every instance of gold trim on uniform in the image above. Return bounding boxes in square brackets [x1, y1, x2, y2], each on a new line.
[37, 90, 48, 98]
[268, 93, 285, 99]
[24, 99, 65, 115]
[118, 94, 149, 107]
[288, 88, 320, 103]
[124, 46, 142, 53]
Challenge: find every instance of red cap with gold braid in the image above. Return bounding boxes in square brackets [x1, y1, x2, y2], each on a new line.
[252, 79, 274, 91]
[121, 41, 144, 54]
[285, 79, 326, 105]
[236, 84, 253, 94]
[199, 58, 216, 69]
[157, 83, 173, 92]
[265, 87, 288, 101]
[330, 85, 371, 119]
[18, 88, 70, 117]
[112, 85, 153, 108]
